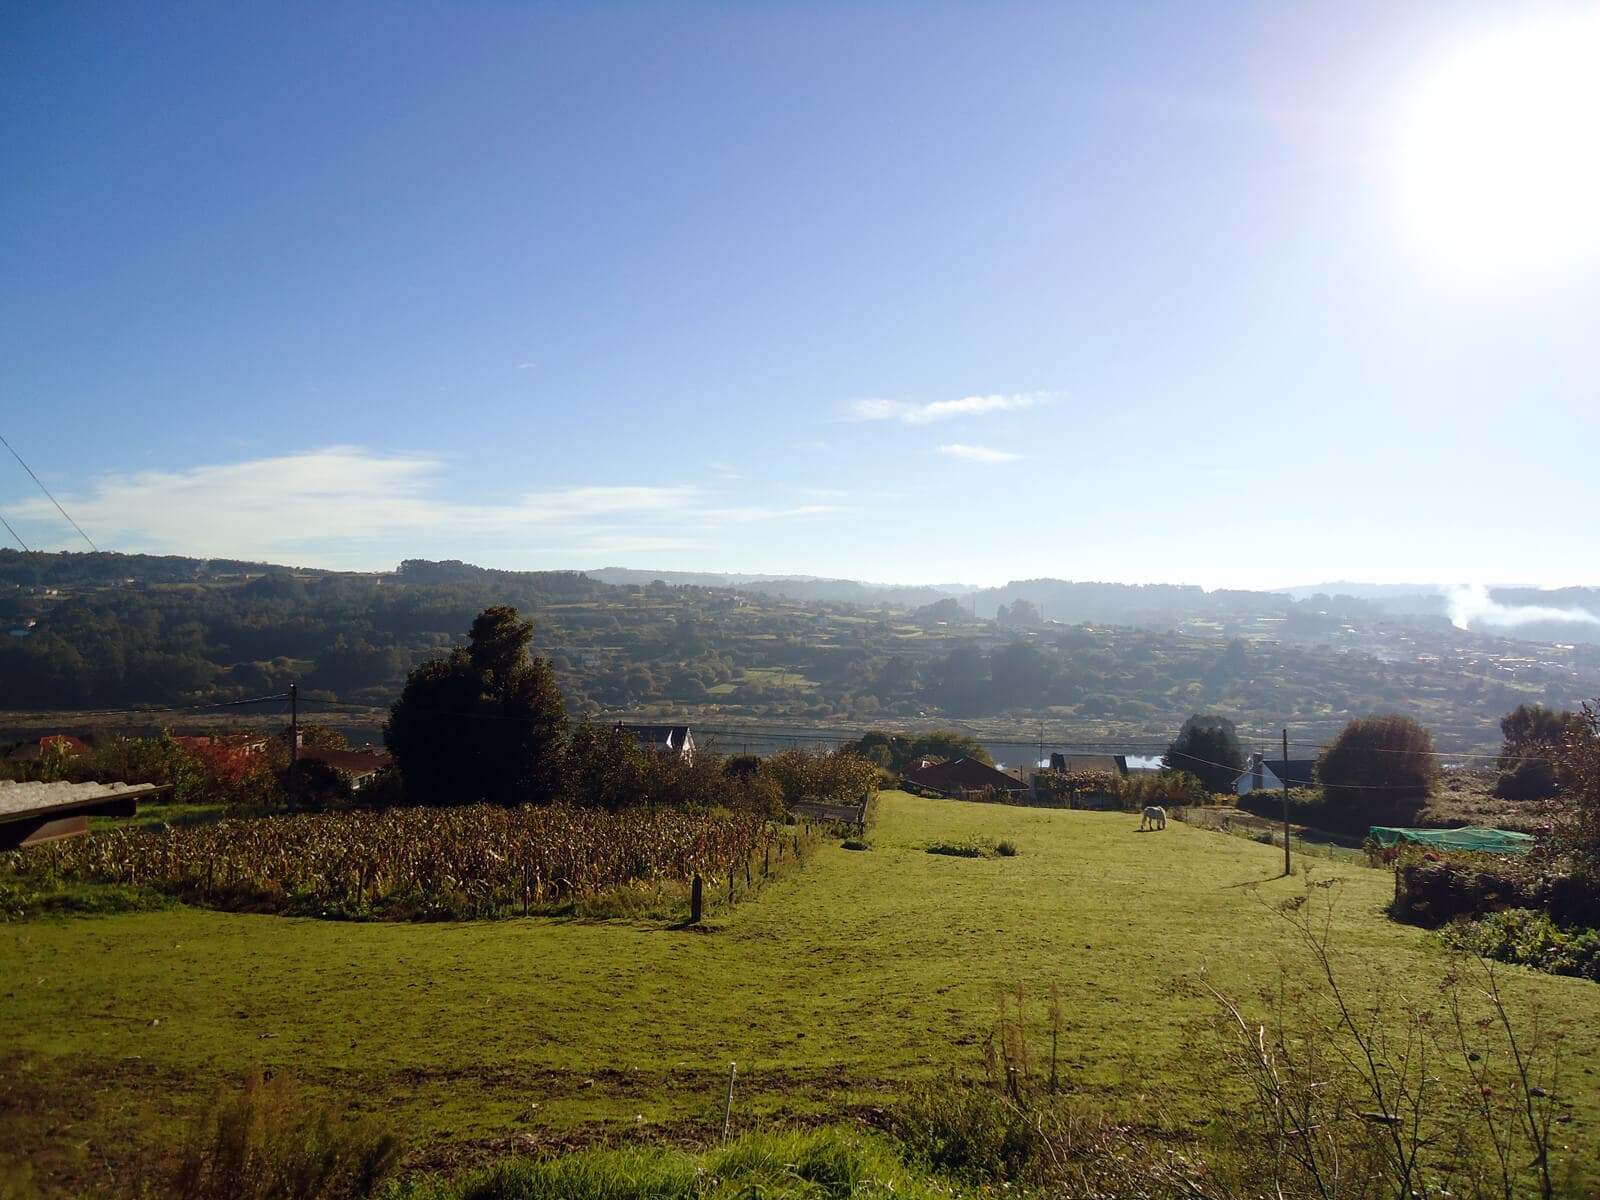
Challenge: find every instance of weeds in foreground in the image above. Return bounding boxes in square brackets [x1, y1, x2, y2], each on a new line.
[169, 1066, 402, 1200]
[1203, 880, 1572, 1199]
[895, 883, 1578, 1199]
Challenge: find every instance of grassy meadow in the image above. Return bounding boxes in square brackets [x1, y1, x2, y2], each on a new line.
[6, 790, 1600, 1193]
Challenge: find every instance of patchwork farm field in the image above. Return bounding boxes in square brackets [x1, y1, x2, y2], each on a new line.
[5, 791, 1600, 1194]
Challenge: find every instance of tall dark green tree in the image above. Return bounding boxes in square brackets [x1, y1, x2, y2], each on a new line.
[384, 606, 567, 806]
[1316, 714, 1434, 824]
[1495, 704, 1581, 799]
[1163, 714, 1243, 793]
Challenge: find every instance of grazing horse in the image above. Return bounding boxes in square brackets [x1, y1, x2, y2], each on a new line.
[1140, 805, 1167, 831]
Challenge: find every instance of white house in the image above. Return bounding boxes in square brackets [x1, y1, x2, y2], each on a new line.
[1234, 753, 1318, 794]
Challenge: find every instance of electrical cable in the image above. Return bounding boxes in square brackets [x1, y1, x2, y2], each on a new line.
[0, 511, 28, 551]
[0, 431, 99, 552]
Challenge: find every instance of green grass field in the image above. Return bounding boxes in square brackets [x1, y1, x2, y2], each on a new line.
[6, 791, 1600, 1194]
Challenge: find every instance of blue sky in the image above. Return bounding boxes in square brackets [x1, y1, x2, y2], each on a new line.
[3, 2, 1597, 590]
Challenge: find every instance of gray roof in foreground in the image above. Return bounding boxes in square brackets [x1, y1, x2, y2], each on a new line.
[0, 780, 164, 823]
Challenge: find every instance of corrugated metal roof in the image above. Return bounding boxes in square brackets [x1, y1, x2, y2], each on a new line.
[0, 780, 163, 823]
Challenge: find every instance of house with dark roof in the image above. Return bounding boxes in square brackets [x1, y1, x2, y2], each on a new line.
[615, 724, 696, 763]
[1234, 753, 1318, 794]
[1048, 753, 1129, 776]
[296, 746, 392, 789]
[901, 756, 1028, 800]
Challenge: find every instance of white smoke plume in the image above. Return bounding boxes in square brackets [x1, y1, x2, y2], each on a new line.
[1444, 583, 1600, 631]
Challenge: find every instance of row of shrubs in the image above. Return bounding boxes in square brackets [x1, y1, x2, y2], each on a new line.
[1382, 848, 1600, 983]
[1442, 907, 1600, 983]
[1390, 852, 1600, 929]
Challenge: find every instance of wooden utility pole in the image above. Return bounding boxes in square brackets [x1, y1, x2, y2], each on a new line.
[290, 683, 299, 772]
[1282, 727, 1291, 876]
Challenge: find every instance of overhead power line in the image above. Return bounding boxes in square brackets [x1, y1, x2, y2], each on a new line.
[0, 510, 28, 551]
[0, 430, 99, 552]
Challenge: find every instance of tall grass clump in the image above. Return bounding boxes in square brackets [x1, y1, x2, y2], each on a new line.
[172, 1066, 401, 1200]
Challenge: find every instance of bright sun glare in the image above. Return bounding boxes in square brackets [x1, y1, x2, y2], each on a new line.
[1396, 11, 1600, 279]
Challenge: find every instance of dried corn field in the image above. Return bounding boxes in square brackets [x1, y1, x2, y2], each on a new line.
[8, 804, 791, 919]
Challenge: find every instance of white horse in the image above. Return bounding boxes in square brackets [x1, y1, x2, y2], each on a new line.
[1140, 805, 1167, 831]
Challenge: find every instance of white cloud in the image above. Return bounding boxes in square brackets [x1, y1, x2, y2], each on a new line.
[937, 443, 1024, 464]
[845, 391, 1049, 425]
[705, 503, 846, 523]
[5, 447, 831, 568]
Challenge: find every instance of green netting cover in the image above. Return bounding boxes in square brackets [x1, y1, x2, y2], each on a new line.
[1367, 826, 1535, 854]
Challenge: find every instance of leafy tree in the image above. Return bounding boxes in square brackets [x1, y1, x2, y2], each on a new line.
[641, 748, 730, 811]
[837, 731, 900, 769]
[1163, 714, 1243, 793]
[914, 597, 967, 625]
[1495, 704, 1579, 800]
[1499, 704, 1574, 768]
[933, 645, 987, 714]
[990, 641, 1048, 710]
[1547, 700, 1600, 879]
[838, 729, 994, 770]
[764, 747, 878, 811]
[723, 755, 784, 817]
[279, 758, 353, 812]
[910, 730, 993, 766]
[181, 737, 282, 807]
[996, 599, 1041, 627]
[564, 718, 649, 811]
[384, 606, 567, 806]
[1316, 714, 1435, 824]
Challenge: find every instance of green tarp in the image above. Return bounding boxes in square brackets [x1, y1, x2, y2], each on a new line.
[1367, 825, 1535, 855]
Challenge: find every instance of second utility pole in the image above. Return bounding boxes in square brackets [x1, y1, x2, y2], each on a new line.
[1282, 727, 1291, 876]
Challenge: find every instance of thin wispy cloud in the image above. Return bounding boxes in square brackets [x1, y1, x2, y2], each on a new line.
[706, 503, 846, 523]
[5, 447, 830, 569]
[845, 391, 1049, 425]
[937, 443, 1024, 464]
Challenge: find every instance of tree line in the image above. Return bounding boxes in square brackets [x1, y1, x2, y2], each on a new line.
[6, 551, 1598, 753]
